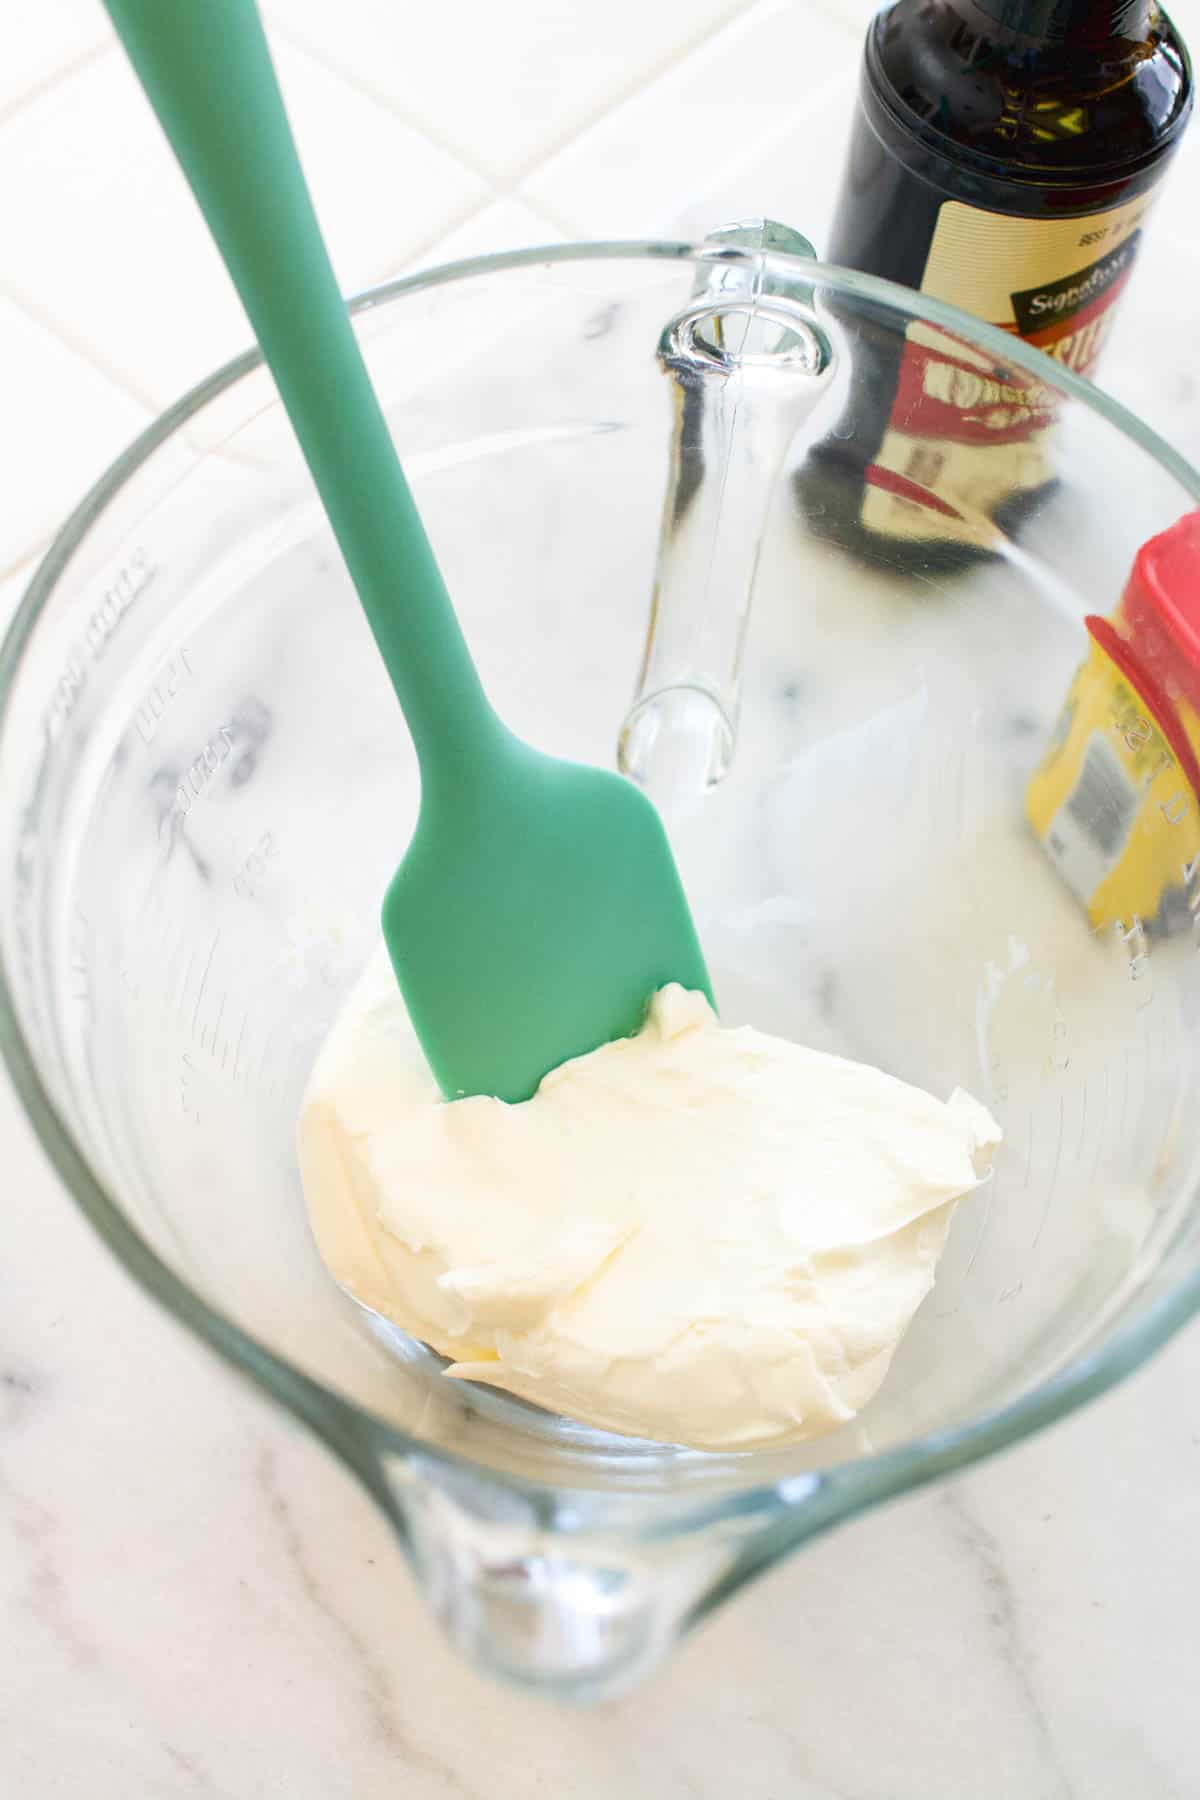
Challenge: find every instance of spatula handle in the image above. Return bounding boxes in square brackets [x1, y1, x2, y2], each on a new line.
[104, 0, 501, 790]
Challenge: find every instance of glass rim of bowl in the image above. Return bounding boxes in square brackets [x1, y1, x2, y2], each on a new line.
[3, 236, 1200, 1544]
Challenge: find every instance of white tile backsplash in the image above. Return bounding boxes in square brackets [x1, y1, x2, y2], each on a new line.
[520, 0, 860, 236]
[1102, 208, 1200, 469]
[0, 296, 148, 571]
[0, 43, 485, 415]
[0, 0, 112, 119]
[663, 67, 858, 253]
[399, 197, 567, 278]
[268, 0, 755, 181]
[0, 557, 35, 629]
[2, 0, 1198, 574]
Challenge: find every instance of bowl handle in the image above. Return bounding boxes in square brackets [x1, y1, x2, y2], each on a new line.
[618, 220, 836, 803]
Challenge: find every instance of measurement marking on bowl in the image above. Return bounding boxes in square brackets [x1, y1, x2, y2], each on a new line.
[42, 545, 155, 743]
[190, 930, 220, 1039]
[259, 1023, 291, 1096]
[961, 1184, 994, 1282]
[233, 831, 278, 898]
[176, 992, 252, 1097]
[230, 1008, 248, 1083]
[205, 981, 227, 1058]
[171, 943, 196, 1031]
[134, 646, 195, 747]
[166, 725, 235, 826]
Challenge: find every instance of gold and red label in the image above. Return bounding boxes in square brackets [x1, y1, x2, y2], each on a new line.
[861, 191, 1156, 546]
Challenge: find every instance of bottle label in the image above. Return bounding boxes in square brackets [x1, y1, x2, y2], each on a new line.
[860, 190, 1156, 546]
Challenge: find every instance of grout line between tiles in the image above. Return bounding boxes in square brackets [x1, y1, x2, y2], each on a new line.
[655, 61, 860, 243]
[506, 192, 578, 239]
[361, 196, 507, 286]
[509, 33, 860, 241]
[267, 16, 503, 195]
[360, 187, 576, 286]
[504, 0, 770, 184]
[0, 39, 114, 133]
[507, 0, 860, 233]
[0, 0, 867, 585]
[0, 544, 47, 587]
[270, 0, 766, 194]
[0, 275, 159, 415]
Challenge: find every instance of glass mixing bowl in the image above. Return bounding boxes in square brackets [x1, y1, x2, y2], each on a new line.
[3, 235, 1200, 1700]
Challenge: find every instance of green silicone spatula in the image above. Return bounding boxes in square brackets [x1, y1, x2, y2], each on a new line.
[103, 0, 711, 1102]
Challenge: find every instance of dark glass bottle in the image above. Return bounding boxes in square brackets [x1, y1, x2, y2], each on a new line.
[798, 0, 1193, 572]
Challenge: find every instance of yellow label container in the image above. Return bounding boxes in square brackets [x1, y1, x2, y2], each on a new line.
[1026, 615, 1200, 933]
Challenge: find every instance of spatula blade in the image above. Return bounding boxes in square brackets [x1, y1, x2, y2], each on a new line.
[382, 753, 711, 1103]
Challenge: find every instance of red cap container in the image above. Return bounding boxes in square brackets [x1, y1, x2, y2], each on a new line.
[1116, 509, 1200, 714]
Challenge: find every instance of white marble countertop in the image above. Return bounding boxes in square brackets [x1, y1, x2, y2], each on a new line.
[3, 1, 1199, 1793]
